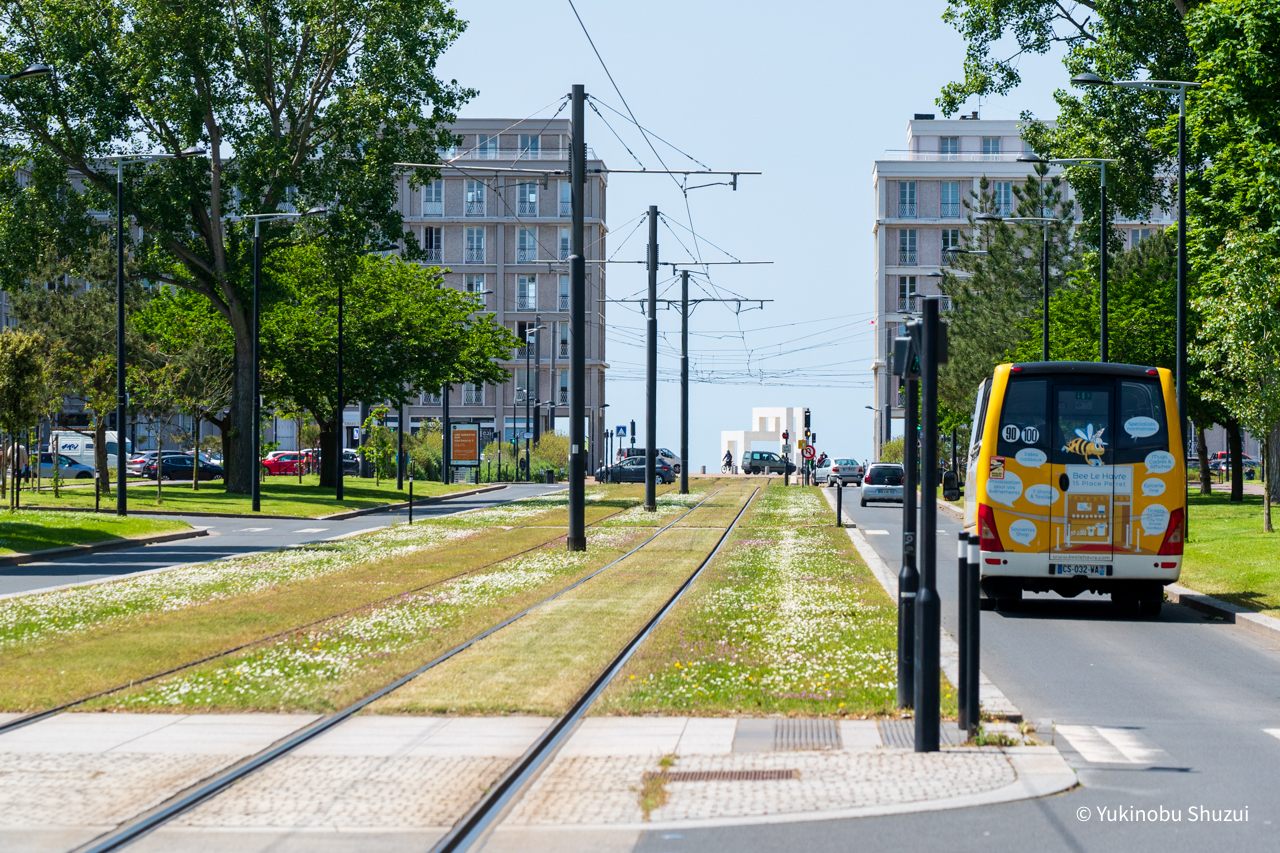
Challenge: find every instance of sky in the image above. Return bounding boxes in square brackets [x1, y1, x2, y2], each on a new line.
[437, 0, 1067, 469]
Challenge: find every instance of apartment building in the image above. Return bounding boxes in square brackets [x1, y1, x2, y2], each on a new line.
[353, 117, 608, 461]
[869, 113, 1174, 458]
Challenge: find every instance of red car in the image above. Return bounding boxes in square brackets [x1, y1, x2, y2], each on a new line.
[260, 451, 303, 476]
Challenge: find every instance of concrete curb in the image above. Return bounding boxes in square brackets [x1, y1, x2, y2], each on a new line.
[822, 488, 1022, 721]
[318, 484, 504, 520]
[0, 527, 209, 569]
[1164, 583, 1280, 641]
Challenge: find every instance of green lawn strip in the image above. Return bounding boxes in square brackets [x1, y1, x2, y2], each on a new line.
[93, 524, 651, 713]
[597, 483, 957, 718]
[0, 511, 190, 557]
[22, 475, 470, 518]
[1181, 492, 1280, 617]
[372, 526, 729, 716]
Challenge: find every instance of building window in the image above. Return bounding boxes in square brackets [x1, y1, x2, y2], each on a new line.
[941, 181, 962, 217]
[558, 321, 570, 358]
[422, 180, 443, 216]
[558, 369, 569, 405]
[518, 133, 540, 158]
[982, 136, 1002, 156]
[422, 227, 442, 263]
[939, 136, 959, 158]
[941, 228, 962, 258]
[477, 134, 498, 159]
[465, 273, 487, 307]
[516, 227, 537, 262]
[558, 274, 570, 311]
[559, 180, 572, 217]
[558, 227, 570, 260]
[516, 274, 537, 311]
[465, 180, 486, 216]
[898, 276, 917, 313]
[515, 321, 533, 354]
[420, 390, 442, 406]
[463, 383, 484, 406]
[1130, 227, 1155, 248]
[897, 229, 917, 265]
[517, 182, 538, 217]
[897, 181, 916, 218]
[465, 227, 486, 263]
[994, 181, 1014, 215]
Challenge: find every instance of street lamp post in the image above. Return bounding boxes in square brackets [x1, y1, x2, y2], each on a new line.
[975, 213, 1059, 360]
[241, 206, 326, 512]
[1072, 73, 1199, 440]
[105, 145, 205, 516]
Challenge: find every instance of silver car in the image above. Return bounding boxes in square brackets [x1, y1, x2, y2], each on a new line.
[815, 457, 865, 487]
[860, 463, 905, 506]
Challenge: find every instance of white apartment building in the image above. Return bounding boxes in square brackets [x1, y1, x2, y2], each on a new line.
[869, 113, 1174, 458]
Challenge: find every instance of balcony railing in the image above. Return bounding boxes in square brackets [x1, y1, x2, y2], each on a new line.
[423, 248, 443, 264]
[897, 202, 917, 218]
[881, 150, 1024, 162]
[558, 388, 569, 405]
[464, 248, 485, 264]
[452, 146, 596, 161]
[559, 343, 569, 358]
[897, 250, 918, 265]
[941, 202, 962, 217]
[422, 200, 443, 217]
[463, 389, 484, 406]
[558, 295, 570, 311]
[516, 296, 537, 311]
[898, 295, 953, 314]
[464, 200, 486, 216]
[559, 201, 572, 217]
[558, 244, 570, 260]
[516, 248, 537, 263]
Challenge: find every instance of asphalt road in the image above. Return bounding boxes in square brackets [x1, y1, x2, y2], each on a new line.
[0, 483, 562, 597]
[637, 487, 1280, 853]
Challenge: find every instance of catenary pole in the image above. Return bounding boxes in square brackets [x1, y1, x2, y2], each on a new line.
[680, 270, 690, 494]
[336, 271, 345, 501]
[1100, 164, 1109, 362]
[913, 296, 941, 752]
[441, 385, 451, 483]
[568, 83, 588, 550]
[115, 163, 128, 516]
[898, 376, 919, 709]
[645, 205, 658, 512]
[533, 312, 542, 446]
[251, 220, 262, 513]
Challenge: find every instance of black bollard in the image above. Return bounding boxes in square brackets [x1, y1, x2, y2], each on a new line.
[957, 531, 971, 731]
[94, 473, 101, 513]
[835, 482, 843, 527]
[408, 476, 414, 525]
[965, 533, 981, 734]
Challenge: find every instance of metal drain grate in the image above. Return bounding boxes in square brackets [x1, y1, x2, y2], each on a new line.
[877, 719, 966, 748]
[774, 718, 843, 751]
[647, 769, 800, 783]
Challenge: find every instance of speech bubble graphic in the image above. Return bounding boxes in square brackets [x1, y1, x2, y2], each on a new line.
[1141, 504, 1170, 536]
[986, 470, 1023, 507]
[1025, 483, 1059, 506]
[1144, 450, 1175, 474]
[1008, 518, 1037, 546]
[1125, 416, 1159, 438]
[1015, 447, 1047, 468]
[1142, 478, 1166, 497]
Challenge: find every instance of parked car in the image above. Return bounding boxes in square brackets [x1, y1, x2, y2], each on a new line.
[261, 451, 304, 476]
[742, 450, 795, 476]
[142, 453, 224, 481]
[595, 455, 675, 484]
[860, 463, 905, 507]
[615, 446, 682, 473]
[814, 457, 865, 487]
[38, 452, 95, 480]
[127, 450, 160, 477]
[1209, 456, 1258, 479]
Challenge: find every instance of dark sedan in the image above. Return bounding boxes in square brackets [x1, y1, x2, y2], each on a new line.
[142, 454, 224, 481]
[595, 455, 675, 484]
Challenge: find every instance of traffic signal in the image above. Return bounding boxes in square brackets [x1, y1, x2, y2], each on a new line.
[811, 431, 817, 444]
[803, 408, 811, 433]
[892, 319, 922, 379]
[782, 429, 789, 441]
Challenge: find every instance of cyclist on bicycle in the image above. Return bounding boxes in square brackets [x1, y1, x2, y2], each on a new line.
[722, 449, 733, 472]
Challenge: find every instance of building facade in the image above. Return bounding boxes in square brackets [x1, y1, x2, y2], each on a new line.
[869, 114, 1175, 459]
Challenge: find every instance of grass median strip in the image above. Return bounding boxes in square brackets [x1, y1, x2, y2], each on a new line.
[1181, 492, 1280, 617]
[597, 482, 951, 718]
[0, 510, 190, 557]
[0, 489, 638, 710]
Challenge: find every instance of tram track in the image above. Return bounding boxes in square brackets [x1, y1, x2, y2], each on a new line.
[68, 483, 747, 853]
[0, 491, 650, 737]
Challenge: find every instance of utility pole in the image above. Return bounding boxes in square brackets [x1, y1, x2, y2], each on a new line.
[899, 377, 919, 709]
[524, 338, 532, 482]
[397, 399, 405, 490]
[913, 296, 942, 752]
[567, 83, 587, 551]
[680, 270, 690, 495]
[336, 271, 345, 501]
[645, 204, 658, 513]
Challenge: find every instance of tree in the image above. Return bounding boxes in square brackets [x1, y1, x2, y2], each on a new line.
[0, 1, 473, 494]
[939, 170, 1078, 418]
[0, 329, 48, 507]
[359, 405, 395, 484]
[260, 244, 518, 487]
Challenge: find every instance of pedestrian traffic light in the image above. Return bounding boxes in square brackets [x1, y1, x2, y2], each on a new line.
[811, 432, 817, 444]
[782, 430, 789, 441]
[893, 319, 923, 379]
[803, 407, 811, 432]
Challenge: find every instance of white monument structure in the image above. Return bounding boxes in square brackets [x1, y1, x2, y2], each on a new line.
[720, 406, 808, 468]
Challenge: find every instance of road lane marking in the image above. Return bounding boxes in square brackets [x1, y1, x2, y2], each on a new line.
[863, 529, 890, 536]
[1057, 725, 1169, 764]
[1265, 728, 1280, 743]
[295, 527, 328, 533]
[237, 527, 272, 533]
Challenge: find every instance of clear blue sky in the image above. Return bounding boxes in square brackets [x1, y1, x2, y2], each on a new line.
[438, 0, 1066, 468]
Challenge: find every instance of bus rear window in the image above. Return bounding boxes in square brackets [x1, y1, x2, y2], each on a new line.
[1114, 380, 1169, 462]
[996, 379, 1048, 458]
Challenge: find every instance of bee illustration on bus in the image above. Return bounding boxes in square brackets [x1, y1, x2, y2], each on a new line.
[1064, 423, 1107, 466]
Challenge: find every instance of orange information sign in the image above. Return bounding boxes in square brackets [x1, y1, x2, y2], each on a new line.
[451, 423, 480, 466]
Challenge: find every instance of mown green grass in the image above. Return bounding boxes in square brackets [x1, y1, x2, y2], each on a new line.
[0, 510, 190, 557]
[598, 482, 958, 718]
[1182, 492, 1280, 617]
[23, 475, 471, 518]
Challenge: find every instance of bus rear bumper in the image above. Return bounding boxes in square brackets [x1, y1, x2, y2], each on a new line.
[979, 551, 1181, 595]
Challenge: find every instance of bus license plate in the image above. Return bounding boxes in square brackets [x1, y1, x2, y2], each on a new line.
[1055, 564, 1107, 577]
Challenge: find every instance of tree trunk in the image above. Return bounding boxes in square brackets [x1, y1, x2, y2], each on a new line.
[1196, 426, 1211, 496]
[317, 420, 339, 488]
[224, 311, 255, 495]
[192, 415, 201, 492]
[1267, 427, 1280, 533]
[1227, 422, 1244, 502]
[94, 418, 110, 495]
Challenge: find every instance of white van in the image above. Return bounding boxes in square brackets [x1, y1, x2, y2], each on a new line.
[48, 430, 133, 475]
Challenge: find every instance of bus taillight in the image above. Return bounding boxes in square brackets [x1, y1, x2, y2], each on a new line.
[1158, 507, 1185, 556]
[978, 503, 1004, 552]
